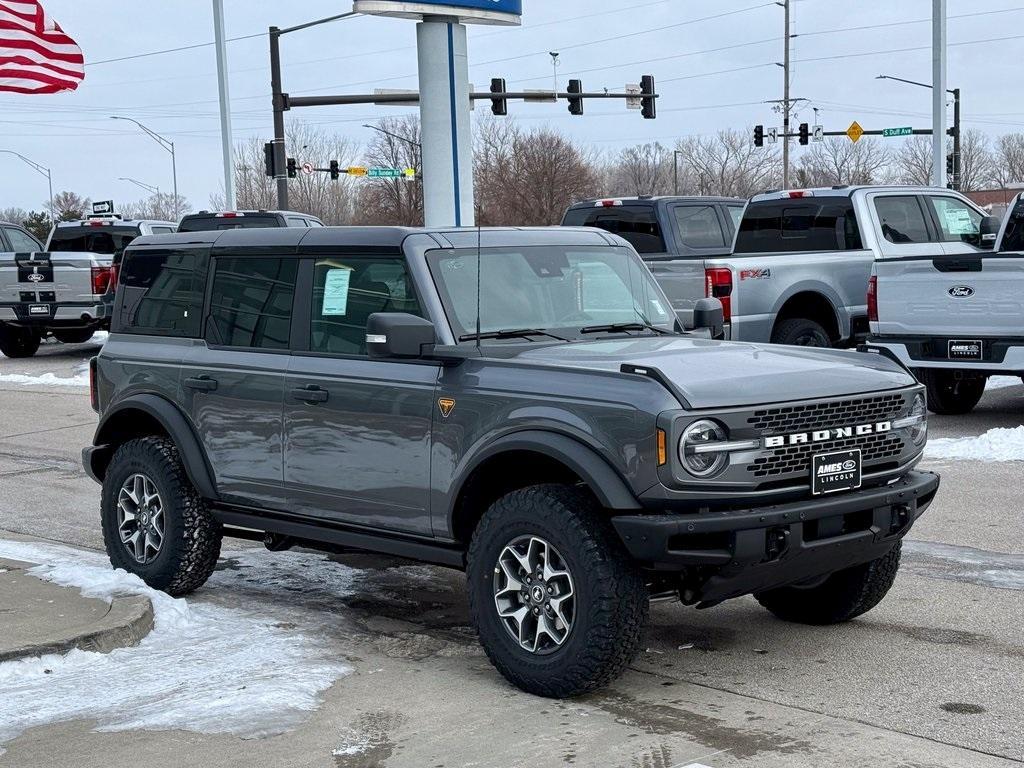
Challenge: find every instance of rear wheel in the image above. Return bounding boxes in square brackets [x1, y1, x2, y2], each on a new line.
[467, 484, 647, 698]
[0, 326, 41, 358]
[101, 436, 222, 596]
[53, 329, 95, 344]
[771, 318, 832, 348]
[755, 543, 901, 625]
[921, 370, 985, 415]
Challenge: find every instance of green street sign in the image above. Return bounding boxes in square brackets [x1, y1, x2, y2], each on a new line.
[882, 127, 913, 138]
[368, 167, 404, 178]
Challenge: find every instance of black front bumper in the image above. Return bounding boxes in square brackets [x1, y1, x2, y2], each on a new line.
[611, 470, 939, 604]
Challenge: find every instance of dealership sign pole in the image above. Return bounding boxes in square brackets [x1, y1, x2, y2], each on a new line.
[353, 1, 522, 227]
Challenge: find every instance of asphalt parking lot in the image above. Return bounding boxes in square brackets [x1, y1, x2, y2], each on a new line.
[0, 338, 1021, 768]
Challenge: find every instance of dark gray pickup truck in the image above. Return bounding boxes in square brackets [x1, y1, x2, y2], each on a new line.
[83, 225, 938, 697]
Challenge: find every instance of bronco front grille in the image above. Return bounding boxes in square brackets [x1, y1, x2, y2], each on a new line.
[746, 393, 905, 434]
[749, 433, 905, 478]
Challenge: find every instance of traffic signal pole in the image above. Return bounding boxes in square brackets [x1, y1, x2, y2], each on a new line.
[269, 27, 289, 210]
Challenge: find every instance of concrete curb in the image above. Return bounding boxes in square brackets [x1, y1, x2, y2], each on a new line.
[0, 558, 154, 663]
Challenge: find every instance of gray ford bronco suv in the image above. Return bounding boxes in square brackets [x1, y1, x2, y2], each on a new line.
[83, 226, 939, 697]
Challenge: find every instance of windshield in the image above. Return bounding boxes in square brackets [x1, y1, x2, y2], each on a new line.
[426, 245, 677, 341]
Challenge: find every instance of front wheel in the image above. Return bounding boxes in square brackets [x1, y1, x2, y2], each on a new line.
[771, 318, 832, 348]
[467, 484, 648, 698]
[921, 370, 985, 415]
[755, 542, 901, 625]
[100, 436, 222, 596]
[0, 326, 41, 358]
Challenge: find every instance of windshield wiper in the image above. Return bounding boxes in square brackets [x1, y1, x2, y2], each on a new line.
[579, 322, 674, 336]
[459, 328, 570, 342]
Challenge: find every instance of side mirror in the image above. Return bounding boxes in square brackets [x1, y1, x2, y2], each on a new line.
[692, 297, 725, 339]
[366, 313, 436, 359]
[980, 215, 1001, 249]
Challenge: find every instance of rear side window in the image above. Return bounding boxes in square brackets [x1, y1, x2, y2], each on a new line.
[562, 205, 666, 254]
[310, 257, 422, 356]
[207, 257, 298, 350]
[116, 249, 208, 337]
[726, 205, 745, 232]
[875, 196, 930, 244]
[672, 205, 726, 248]
[49, 227, 139, 255]
[286, 217, 309, 228]
[3, 226, 41, 251]
[734, 200, 863, 253]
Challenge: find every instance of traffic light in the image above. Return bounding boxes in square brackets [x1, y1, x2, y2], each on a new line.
[640, 75, 656, 119]
[286, 158, 297, 179]
[754, 125, 764, 148]
[567, 79, 584, 116]
[263, 142, 276, 178]
[946, 153, 955, 176]
[330, 160, 340, 181]
[798, 123, 809, 146]
[490, 78, 507, 116]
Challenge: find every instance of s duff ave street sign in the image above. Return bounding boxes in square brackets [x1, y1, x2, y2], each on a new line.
[882, 126, 913, 137]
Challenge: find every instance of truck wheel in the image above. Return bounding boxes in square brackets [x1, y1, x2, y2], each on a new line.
[467, 484, 648, 698]
[755, 542, 901, 625]
[100, 436, 222, 597]
[921, 370, 985, 415]
[0, 326, 41, 358]
[771, 318, 832, 348]
[53, 329, 95, 344]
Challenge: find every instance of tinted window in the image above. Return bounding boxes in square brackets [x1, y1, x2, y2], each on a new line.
[4, 226, 41, 251]
[734, 200, 863, 253]
[672, 205, 726, 248]
[927, 196, 983, 244]
[310, 258, 422, 356]
[116, 249, 207, 337]
[49, 227, 139, 255]
[875, 196, 931, 244]
[207, 258, 297, 349]
[562, 205, 666, 254]
[1000, 198, 1024, 252]
[177, 215, 281, 232]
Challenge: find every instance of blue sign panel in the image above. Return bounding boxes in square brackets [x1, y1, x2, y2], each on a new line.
[355, 0, 522, 23]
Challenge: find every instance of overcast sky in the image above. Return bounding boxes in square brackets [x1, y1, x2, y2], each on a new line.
[1, 0, 1022, 213]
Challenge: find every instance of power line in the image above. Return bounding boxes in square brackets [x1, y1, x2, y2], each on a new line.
[85, 32, 266, 67]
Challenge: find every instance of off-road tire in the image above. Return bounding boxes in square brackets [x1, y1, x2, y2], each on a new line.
[101, 436, 222, 596]
[53, 329, 95, 345]
[921, 370, 985, 415]
[467, 484, 648, 698]
[755, 542, 902, 625]
[771, 318, 832, 348]
[0, 326, 41, 358]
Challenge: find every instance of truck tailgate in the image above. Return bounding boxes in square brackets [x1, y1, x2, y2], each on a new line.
[874, 255, 1024, 336]
[0, 252, 109, 306]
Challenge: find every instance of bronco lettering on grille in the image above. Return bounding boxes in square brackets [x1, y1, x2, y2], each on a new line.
[765, 421, 892, 448]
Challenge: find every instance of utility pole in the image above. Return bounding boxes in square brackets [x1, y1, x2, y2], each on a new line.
[951, 86, 961, 189]
[781, 0, 791, 189]
[932, 0, 947, 188]
[213, 0, 236, 210]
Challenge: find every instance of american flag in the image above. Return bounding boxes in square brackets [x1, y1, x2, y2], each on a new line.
[0, 0, 84, 94]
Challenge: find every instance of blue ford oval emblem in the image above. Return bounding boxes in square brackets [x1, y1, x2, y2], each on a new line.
[948, 286, 975, 298]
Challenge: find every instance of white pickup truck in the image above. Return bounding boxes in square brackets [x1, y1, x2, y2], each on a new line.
[0, 215, 175, 357]
[867, 193, 1024, 414]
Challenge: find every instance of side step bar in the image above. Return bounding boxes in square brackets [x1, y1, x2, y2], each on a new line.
[213, 507, 466, 569]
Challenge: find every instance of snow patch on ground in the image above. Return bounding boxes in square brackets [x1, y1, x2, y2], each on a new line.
[0, 360, 91, 387]
[926, 426, 1024, 462]
[986, 375, 1022, 391]
[0, 539, 357, 748]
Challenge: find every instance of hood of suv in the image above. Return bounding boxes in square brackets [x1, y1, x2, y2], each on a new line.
[513, 337, 915, 409]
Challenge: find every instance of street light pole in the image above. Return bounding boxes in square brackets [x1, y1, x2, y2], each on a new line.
[0, 150, 53, 217]
[932, 0, 947, 188]
[362, 123, 423, 150]
[110, 116, 179, 219]
[213, 0, 236, 210]
[119, 177, 160, 196]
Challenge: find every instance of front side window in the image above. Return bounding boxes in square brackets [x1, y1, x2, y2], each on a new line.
[116, 249, 207, 337]
[927, 196, 983, 244]
[310, 257, 422, 356]
[427, 246, 674, 340]
[3, 226, 41, 251]
[875, 196, 931, 244]
[207, 257, 297, 349]
[672, 205, 726, 249]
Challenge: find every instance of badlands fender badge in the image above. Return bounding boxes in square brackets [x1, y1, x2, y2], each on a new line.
[438, 398, 456, 418]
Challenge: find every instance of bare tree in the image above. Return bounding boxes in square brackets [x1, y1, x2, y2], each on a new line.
[958, 129, 995, 192]
[795, 137, 890, 187]
[121, 192, 192, 222]
[892, 135, 933, 185]
[49, 190, 90, 221]
[608, 142, 672, 196]
[0, 206, 28, 225]
[993, 133, 1024, 187]
[355, 116, 423, 226]
[675, 130, 781, 197]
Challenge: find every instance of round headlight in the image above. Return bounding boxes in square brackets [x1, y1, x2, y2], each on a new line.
[679, 419, 729, 477]
[909, 393, 927, 446]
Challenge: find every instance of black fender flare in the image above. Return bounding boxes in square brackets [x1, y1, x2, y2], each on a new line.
[89, 393, 219, 500]
[450, 430, 642, 519]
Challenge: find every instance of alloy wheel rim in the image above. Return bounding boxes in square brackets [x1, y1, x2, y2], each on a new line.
[117, 473, 165, 565]
[493, 535, 575, 655]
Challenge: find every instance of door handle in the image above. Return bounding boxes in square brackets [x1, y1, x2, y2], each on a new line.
[290, 386, 329, 404]
[184, 376, 218, 392]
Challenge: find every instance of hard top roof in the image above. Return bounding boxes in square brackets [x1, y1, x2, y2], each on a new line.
[567, 195, 744, 207]
[749, 185, 958, 202]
